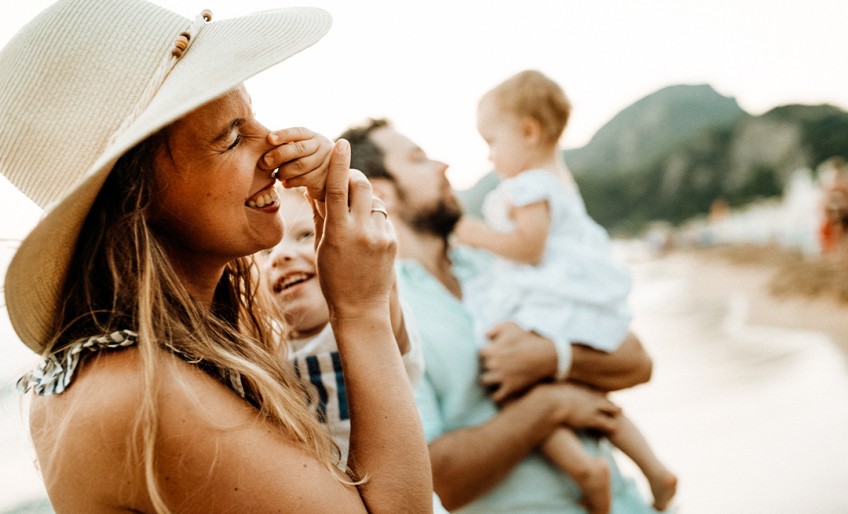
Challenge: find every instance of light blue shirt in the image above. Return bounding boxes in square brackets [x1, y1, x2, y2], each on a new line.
[397, 248, 655, 514]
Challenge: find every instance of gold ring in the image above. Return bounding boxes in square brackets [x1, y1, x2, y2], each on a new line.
[370, 206, 388, 217]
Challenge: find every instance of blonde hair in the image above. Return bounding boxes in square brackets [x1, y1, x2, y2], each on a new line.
[482, 69, 571, 146]
[47, 129, 343, 512]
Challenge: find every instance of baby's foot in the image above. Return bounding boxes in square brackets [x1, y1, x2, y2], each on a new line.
[649, 470, 678, 511]
[574, 457, 611, 514]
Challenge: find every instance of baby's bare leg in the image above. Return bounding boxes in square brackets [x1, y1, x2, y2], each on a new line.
[541, 428, 610, 514]
[606, 413, 677, 511]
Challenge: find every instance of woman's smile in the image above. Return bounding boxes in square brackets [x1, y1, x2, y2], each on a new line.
[246, 181, 281, 210]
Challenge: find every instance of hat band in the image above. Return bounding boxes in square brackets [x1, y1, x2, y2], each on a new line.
[107, 10, 212, 148]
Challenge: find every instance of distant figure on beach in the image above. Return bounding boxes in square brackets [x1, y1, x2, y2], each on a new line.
[260, 187, 449, 513]
[342, 117, 658, 513]
[4, 1, 433, 511]
[453, 70, 677, 512]
[818, 157, 848, 257]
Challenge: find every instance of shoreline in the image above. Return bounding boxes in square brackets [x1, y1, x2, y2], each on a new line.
[620, 242, 848, 513]
[660, 244, 848, 356]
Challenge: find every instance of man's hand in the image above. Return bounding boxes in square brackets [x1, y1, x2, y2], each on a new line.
[569, 331, 653, 391]
[533, 382, 621, 432]
[479, 321, 557, 403]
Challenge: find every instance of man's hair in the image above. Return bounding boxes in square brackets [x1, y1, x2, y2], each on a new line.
[483, 69, 571, 146]
[339, 118, 461, 239]
[338, 118, 394, 181]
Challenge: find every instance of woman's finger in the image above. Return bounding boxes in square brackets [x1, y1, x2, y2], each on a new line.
[324, 139, 351, 223]
[310, 196, 325, 252]
[370, 195, 388, 220]
[347, 168, 373, 220]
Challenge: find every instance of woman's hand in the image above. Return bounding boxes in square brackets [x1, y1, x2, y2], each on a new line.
[305, 141, 433, 512]
[310, 139, 397, 322]
[389, 278, 411, 355]
[261, 127, 333, 201]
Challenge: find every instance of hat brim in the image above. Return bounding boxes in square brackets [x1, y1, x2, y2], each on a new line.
[5, 7, 331, 352]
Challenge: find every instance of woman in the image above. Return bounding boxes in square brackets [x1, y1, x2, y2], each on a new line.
[2, 0, 432, 512]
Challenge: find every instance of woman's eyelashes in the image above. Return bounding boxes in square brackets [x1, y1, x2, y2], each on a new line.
[227, 134, 242, 150]
[225, 124, 265, 152]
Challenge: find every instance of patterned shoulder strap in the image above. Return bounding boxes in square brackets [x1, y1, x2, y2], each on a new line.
[17, 330, 138, 396]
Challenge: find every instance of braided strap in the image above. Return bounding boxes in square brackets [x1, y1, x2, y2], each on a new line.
[17, 330, 138, 396]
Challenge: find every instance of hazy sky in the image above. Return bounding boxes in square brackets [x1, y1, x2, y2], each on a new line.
[2, 0, 848, 239]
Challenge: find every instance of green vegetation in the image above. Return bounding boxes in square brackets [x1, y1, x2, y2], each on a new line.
[566, 85, 848, 235]
[458, 84, 848, 237]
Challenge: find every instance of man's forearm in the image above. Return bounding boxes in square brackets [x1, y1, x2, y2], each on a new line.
[428, 389, 558, 510]
[568, 331, 653, 391]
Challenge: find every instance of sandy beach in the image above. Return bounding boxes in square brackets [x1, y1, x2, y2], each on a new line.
[613, 243, 848, 513]
[672, 245, 848, 354]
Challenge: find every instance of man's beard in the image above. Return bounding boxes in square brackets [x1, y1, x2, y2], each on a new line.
[398, 192, 463, 240]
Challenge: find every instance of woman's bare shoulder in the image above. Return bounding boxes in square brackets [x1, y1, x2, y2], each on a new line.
[29, 347, 157, 510]
[30, 347, 148, 436]
[33, 346, 267, 439]
[31, 345, 363, 512]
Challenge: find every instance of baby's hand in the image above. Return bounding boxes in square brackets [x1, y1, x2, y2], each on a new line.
[261, 127, 333, 201]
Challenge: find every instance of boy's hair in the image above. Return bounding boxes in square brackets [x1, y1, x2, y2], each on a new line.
[483, 69, 571, 146]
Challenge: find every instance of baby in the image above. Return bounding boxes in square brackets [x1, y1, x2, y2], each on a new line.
[455, 70, 677, 513]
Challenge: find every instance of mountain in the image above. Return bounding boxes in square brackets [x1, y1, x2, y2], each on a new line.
[575, 101, 848, 234]
[565, 84, 748, 177]
[457, 83, 848, 235]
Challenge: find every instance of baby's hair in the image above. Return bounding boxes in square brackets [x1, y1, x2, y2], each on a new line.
[483, 69, 571, 146]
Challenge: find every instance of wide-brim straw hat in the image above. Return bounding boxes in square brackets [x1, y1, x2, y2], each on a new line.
[0, 0, 332, 353]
